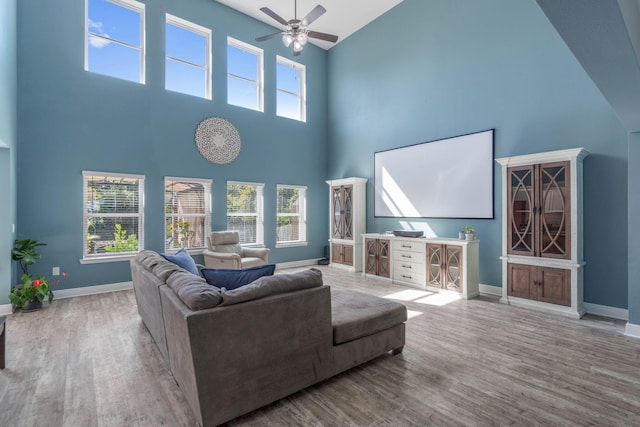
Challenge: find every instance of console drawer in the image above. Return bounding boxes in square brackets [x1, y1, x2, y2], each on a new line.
[393, 268, 426, 286]
[394, 259, 426, 276]
[392, 239, 426, 254]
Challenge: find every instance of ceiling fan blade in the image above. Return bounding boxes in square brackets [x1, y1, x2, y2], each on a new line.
[301, 5, 326, 27]
[307, 30, 338, 43]
[255, 32, 284, 42]
[259, 7, 288, 26]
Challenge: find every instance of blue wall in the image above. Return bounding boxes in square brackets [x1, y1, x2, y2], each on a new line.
[16, 0, 329, 294]
[327, 0, 629, 308]
[629, 133, 640, 323]
[0, 0, 17, 305]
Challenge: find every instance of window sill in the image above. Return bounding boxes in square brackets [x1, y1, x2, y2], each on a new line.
[80, 254, 138, 264]
[275, 241, 308, 249]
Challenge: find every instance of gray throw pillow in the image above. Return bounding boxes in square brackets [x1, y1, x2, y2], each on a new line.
[219, 268, 323, 306]
[166, 270, 223, 311]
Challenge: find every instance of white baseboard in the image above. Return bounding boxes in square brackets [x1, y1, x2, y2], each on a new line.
[478, 285, 628, 321]
[0, 304, 12, 316]
[584, 302, 628, 321]
[479, 284, 501, 296]
[54, 281, 133, 299]
[276, 259, 323, 270]
[625, 322, 640, 339]
[0, 281, 134, 316]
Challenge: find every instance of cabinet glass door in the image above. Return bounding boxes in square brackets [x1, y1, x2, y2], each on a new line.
[332, 187, 342, 239]
[427, 244, 442, 288]
[343, 186, 353, 239]
[378, 240, 390, 278]
[540, 161, 570, 259]
[365, 239, 377, 275]
[445, 246, 462, 292]
[508, 166, 535, 256]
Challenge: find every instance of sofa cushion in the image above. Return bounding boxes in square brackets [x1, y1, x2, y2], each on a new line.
[166, 270, 223, 311]
[331, 290, 407, 345]
[201, 264, 276, 290]
[136, 250, 183, 282]
[137, 250, 166, 270]
[219, 268, 323, 306]
[162, 249, 199, 276]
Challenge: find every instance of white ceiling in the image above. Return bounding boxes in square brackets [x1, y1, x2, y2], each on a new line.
[216, 0, 403, 50]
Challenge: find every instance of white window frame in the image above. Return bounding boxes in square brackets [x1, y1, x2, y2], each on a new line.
[276, 55, 306, 122]
[227, 37, 264, 112]
[164, 177, 212, 253]
[81, 171, 145, 264]
[85, 0, 146, 84]
[226, 180, 265, 247]
[276, 185, 307, 248]
[165, 14, 212, 100]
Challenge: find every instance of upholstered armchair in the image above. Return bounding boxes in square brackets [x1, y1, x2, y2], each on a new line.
[203, 231, 270, 269]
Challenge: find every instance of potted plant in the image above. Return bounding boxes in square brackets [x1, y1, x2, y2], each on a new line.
[9, 239, 65, 312]
[463, 226, 476, 241]
[458, 228, 466, 240]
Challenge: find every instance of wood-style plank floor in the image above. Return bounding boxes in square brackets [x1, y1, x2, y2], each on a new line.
[0, 265, 638, 426]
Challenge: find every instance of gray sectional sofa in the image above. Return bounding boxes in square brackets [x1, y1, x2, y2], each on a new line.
[131, 250, 407, 427]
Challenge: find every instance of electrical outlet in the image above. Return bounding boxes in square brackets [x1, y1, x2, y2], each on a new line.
[52, 267, 60, 276]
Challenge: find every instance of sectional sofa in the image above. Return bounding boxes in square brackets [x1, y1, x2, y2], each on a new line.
[130, 250, 407, 427]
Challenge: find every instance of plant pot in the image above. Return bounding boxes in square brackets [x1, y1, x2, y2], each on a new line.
[458, 232, 465, 240]
[465, 233, 475, 241]
[21, 299, 43, 312]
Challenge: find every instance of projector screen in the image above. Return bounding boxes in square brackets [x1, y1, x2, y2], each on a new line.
[374, 129, 494, 219]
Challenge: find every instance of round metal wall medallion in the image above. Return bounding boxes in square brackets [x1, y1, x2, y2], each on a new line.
[195, 117, 241, 164]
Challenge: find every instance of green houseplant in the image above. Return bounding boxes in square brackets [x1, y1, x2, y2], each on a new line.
[10, 239, 65, 311]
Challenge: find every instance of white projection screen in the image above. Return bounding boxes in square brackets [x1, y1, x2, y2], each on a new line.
[374, 129, 494, 219]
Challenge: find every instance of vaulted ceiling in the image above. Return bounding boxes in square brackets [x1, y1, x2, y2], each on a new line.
[216, 0, 403, 50]
[537, 0, 640, 132]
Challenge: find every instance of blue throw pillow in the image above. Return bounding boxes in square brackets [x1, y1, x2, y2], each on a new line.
[201, 264, 276, 290]
[162, 248, 199, 276]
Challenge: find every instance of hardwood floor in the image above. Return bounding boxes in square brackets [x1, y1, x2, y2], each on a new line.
[0, 265, 638, 426]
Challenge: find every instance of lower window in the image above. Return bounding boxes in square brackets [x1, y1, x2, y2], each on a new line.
[83, 171, 145, 261]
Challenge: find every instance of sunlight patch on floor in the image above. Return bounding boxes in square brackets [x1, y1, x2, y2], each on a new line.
[407, 310, 423, 319]
[414, 292, 462, 306]
[383, 288, 462, 307]
[383, 289, 433, 301]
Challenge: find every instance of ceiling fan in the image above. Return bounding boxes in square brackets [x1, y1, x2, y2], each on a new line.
[255, 1, 339, 56]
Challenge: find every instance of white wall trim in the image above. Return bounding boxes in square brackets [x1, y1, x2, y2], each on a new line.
[625, 322, 640, 339]
[54, 281, 133, 299]
[0, 281, 134, 316]
[276, 258, 322, 270]
[0, 304, 12, 316]
[584, 302, 628, 321]
[479, 284, 501, 296]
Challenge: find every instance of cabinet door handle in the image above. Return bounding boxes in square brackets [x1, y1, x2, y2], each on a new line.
[402, 264, 411, 269]
[401, 244, 412, 248]
[402, 275, 412, 279]
[401, 254, 412, 258]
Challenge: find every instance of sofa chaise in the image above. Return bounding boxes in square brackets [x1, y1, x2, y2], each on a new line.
[130, 250, 407, 427]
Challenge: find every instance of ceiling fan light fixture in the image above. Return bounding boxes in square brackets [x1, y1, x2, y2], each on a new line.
[293, 40, 304, 52]
[296, 31, 308, 46]
[282, 33, 294, 47]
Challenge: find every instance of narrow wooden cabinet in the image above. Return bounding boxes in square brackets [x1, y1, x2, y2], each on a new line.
[327, 178, 367, 272]
[363, 234, 480, 299]
[497, 148, 588, 318]
[364, 238, 390, 278]
[427, 244, 464, 293]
